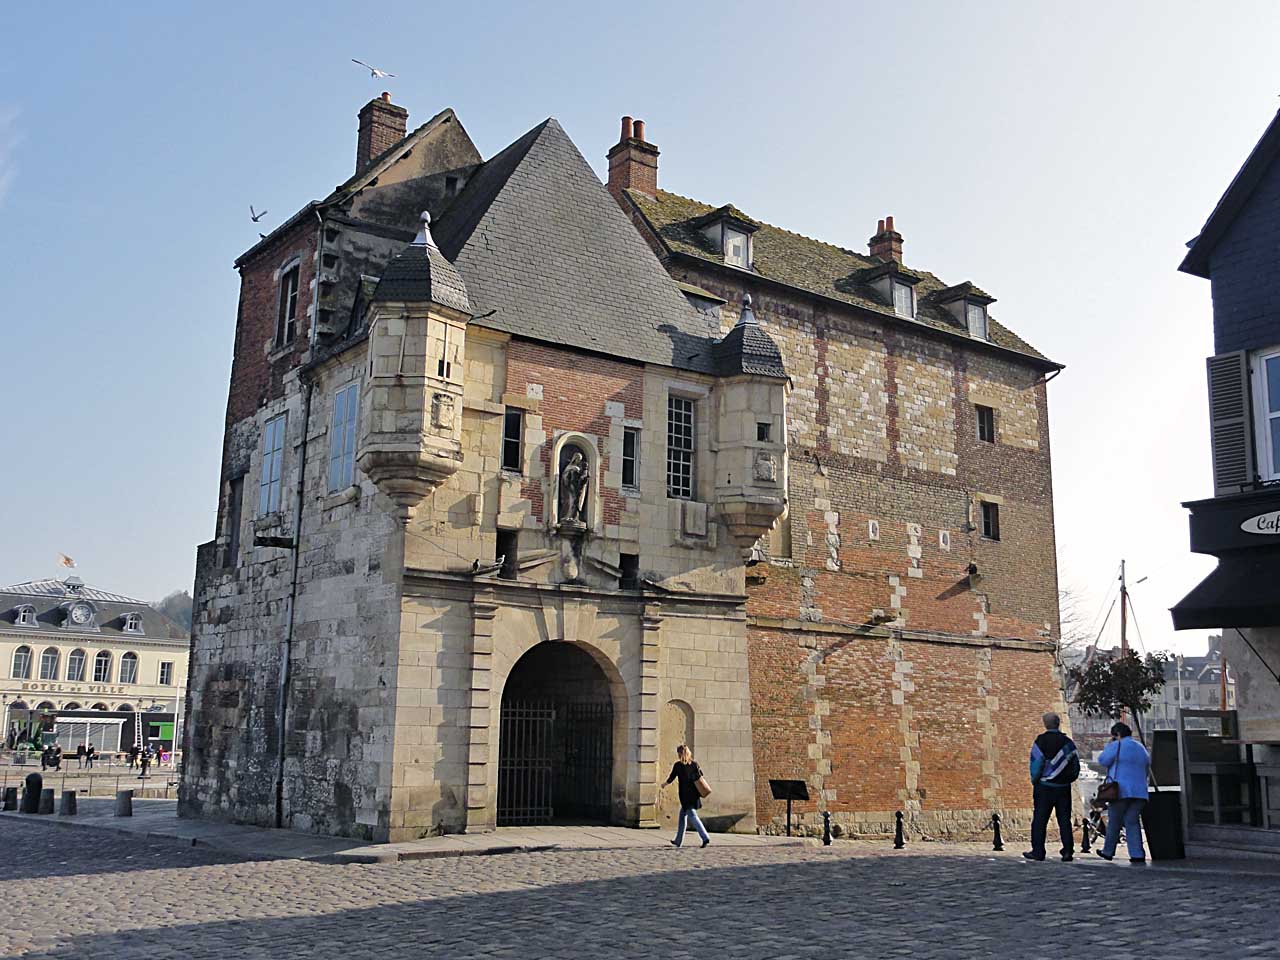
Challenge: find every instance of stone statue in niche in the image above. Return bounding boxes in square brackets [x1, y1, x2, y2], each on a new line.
[558, 446, 590, 527]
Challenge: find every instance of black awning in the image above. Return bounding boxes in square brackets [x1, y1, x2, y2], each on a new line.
[1171, 554, 1280, 630]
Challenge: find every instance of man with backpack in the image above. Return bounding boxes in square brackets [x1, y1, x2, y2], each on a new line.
[1024, 711, 1079, 862]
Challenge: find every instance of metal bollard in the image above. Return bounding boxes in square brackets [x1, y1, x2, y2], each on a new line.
[21, 773, 42, 814]
[823, 811, 832, 846]
[893, 810, 905, 849]
[2, 787, 16, 811]
[114, 790, 133, 817]
[989, 812, 1004, 851]
[1080, 817, 1091, 852]
[38, 788, 55, 815]
[59, 790, 77, 816]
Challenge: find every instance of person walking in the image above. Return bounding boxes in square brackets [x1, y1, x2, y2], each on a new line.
[661, 744, 711, 848]
[85, 745, 96, 770]
[1023, 711, 1079, 862]
[76, 743, 87, 770]
[1095, 721, 1151, 863]
[138, 747, 151, 779]
[128, 744, 139, 769]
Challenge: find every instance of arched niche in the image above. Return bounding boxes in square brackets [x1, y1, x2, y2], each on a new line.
[550, 432, 600, 531]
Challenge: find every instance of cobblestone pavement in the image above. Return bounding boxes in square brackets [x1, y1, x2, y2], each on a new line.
[2, 818, 1276, 960]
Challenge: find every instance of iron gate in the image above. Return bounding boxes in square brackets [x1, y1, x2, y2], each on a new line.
[498, 699, 612, 826]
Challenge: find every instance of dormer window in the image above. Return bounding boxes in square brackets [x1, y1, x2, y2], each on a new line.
[966, 302, 989, 340]
[725, 229, 750, 268]
[15, 605, 36, 626]
[892, 279, 915, 319]
[696, 207, 758, 271]
[123, 612, 144, 634]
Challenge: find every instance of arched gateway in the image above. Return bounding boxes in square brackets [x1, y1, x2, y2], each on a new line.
[497, 642, 615, 826]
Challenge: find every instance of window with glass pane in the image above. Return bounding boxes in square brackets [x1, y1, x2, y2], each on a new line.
[667, 395, 695, 499]
[68, 649, 86, 682]
[328, 383, 360, 491]
[259, 414, 287, 515]
[976, 405, 996, 443]
[622, 428, 639, 488]
[980, 501, 1000, 541]
[93, 650, 112, 683]
[1264, 353, 1280, 478]
[160, 661, 174, 685]
[11, 645, 31, 679]
[967, 302, 988, 340]
[39, 647, 59, 680]
[502, 408, 523, 472]
[725, 229, 748, 267]
[892, 280, 914, 318]
[277, 265, 300, 344]
[120, 652, 139, 684]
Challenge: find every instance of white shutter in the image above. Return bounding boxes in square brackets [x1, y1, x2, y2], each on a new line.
[1206, 351, 1256, 495]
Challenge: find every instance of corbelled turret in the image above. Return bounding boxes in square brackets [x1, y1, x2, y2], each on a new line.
[357, 211, 472, 522]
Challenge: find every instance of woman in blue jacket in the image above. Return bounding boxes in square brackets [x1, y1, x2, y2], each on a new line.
[1096, 721, 1151, 863]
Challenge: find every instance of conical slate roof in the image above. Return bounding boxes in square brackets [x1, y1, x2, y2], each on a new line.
[372, 212, 471, 314]
[713, 295, 786, 379]
[432, 119, 723, 373]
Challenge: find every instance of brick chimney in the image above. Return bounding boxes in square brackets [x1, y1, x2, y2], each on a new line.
[607, 115, 660, 202]
[869, 216, 904, 263]
[356, 92, 409, 173]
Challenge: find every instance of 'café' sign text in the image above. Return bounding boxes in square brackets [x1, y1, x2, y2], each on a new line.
[1241, 511, 1280, 535]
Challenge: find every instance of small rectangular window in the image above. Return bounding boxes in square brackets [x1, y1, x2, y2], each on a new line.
[756, 422, 771, 442]
[976, 405, 996, 443]
[277, 265, 300, 345]
[667, 395, 695, 500]
[328, 383, 360, 491]
[892, 280, 914, 318]
[622, 428, 640, 488]
[159, 661, 174, 686]
[619, 553, 640, 590]
[502, 408, 523, 473]
[496, 529, 519, 580]
[980, 501, 1000, 541]
[725, 229, 748, 267]
[966, 302, 988, 340]
[259, 414, 287, 516]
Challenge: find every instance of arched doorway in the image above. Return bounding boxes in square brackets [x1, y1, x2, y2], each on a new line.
[498, 642, 614, 826]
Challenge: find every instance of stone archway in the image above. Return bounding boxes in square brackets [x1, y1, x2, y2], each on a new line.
[497, 642, 617, 825]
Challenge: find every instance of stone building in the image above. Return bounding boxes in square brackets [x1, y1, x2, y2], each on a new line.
[184, 96, 1065, 843]
[607, 118, 1065, 837]
[2, 577, 189, 752]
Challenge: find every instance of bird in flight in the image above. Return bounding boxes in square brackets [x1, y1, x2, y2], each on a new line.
[352, 59, 396, 79]
[249, 205, 268, 222]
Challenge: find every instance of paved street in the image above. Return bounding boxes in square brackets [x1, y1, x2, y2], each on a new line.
[2, 817, 1277, 960]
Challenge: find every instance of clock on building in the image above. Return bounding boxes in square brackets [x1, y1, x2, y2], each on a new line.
[69, 603, 93, 625]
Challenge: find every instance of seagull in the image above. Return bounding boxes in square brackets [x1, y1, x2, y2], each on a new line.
[352, 59, 396, 79]
[249, 205, 268, 222]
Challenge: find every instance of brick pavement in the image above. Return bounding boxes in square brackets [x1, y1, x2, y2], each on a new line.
[1, 816, 1276, 959]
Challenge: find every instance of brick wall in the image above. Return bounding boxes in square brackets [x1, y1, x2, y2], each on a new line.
[1210, 157, 1280, 355]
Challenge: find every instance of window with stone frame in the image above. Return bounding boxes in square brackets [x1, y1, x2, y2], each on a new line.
[622, 427, 640, 488]
[11, 645, 31, 679]
[259, 413, 287, 515]
[159, 661, 174, 685]
[67, 648, 86, 682]
[666, 395, 695, 500]
[16, 604, 36, 626]
[328, 382, 360, 491]
[277, 264, 300, 345]
[502, 408, 523, 473]
[892, 279, 915, 318]
[976, 404, 996, 443]
[93, 650, 112, 683]
[120, 651, 139, 684]
[966, 302, 988, 340]
[980, 501, 1001, 541]
[38, 647, 59, 680]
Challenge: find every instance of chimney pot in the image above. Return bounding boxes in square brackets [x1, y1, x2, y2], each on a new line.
[877, 219, 885, 234]
[886, 215, 894, 232]
[381, 91, 391, 102]
[606, 114, 659, 202]
[869, 216, 904, 263]
[633, 119, 646, 142]
[621, 116, 633, 141]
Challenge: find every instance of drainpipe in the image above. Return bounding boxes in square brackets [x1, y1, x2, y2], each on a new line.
[275, 375, 314, 828]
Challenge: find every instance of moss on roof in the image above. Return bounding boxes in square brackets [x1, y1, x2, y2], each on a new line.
[627, 189, 1050, 363]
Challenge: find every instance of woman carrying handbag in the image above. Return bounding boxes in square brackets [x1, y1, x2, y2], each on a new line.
[661, 744, 712, 848]
[1094, 721, 1151, 863]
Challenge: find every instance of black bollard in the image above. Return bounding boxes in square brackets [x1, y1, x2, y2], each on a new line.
[990, 812, 1004, 851]
[59, 790, 77, 816]
[38, 789, 55, 815]
[115, 790, 133, 817]
[894, 810, 905, 849]
[2, 787, 16, 811]
[21, 773, 42, 814]
[1080, 817, 1091, 852]
[823, 811, 832, 846]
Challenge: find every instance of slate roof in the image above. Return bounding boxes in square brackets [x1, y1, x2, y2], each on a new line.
[0, 579, 188, 641]
[371, 220, 472, 313]
[1180, 109, 1280, 278]
[713, 297, 786, 379]
[431, 120, 728, 374]
[626, 189, 1056, 367]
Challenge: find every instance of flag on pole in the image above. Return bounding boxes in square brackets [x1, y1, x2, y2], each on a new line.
[57, 553, 77, 569]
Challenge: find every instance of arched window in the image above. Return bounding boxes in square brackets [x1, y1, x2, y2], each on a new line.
[16, 605, 36, 626]
[117, 703, 134, 712]
[93, 651, 112, 683]
[64, 703, 82, 710]
[11, 645, 31, 679]
[36, 701, 55, 711]
[91, 703, 109, 711]
[120, 652, 139, 684]
[67, 649, 86, 682]
[123, 612, 144, 634]
[11, 701, 28, 711]
[39, 647, 60, 680]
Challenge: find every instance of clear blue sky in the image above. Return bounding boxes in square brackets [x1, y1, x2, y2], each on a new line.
[1, 2, 1275, 653]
